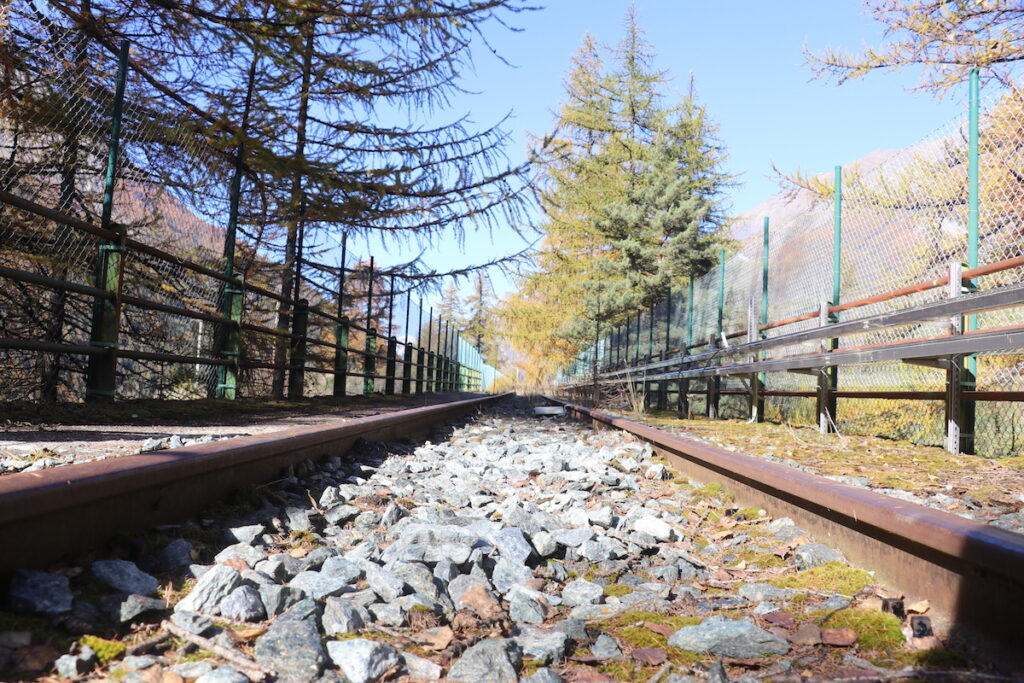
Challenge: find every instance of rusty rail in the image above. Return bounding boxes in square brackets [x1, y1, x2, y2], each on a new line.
[546, 396, 1024, 668]
[0, 393, 509, 573]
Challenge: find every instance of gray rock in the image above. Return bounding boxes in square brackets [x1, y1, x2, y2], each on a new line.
[530, 531, 557, 558]
[368, 602, 407, 627]
[91, 559, 160, 596]
[260, 585, 305, 618]
[491, 527, 534, 564]
[254, 599, 325, 682]
[552, 618, 589, 644]
[54, 646, 97, 677]
[737, 583, 796, 602]
[156, 539, 194, 570]
[300, 547, 339, 571]
[195, 666, 251, 683]
[0, 632, 32, 648]
[321, 597, 367, 635]
[119, 655, 160, 672]
[522, 668, 565, 683]
[320, 556, 363, 583]
[255, 555, 302, 582]
[380, 502, 408, 527]
[170, 611, 215, 636]
[550, 528, 595, 548]
[289, 571, 352, 600]
[400, 651, 442, 681]
[492, 556, 534, 593]
[176, 565, 243, 615]
[228, 524, 265, 544]
[362, 562, 406, 601]
[632, 516, 674, 542]
[9, 570, 73, 615]
[219, 586, 266, 622]
[325, 639, 402, 683]
[446, 574, 491, 606]
[591, 633, 621, 659]
[214, 543, 266, 568]
[171, 660, 215, 678]
[793, 544, 844, 570]
[561, 578, 603, 606]
[509, 591, 546, 624]
[390, 562, 439, 598]
[324, 504, 361, 526]
[667, 615, 789, 658]
[447, 638, 522, 683]
[512, 625, 570, 665]
[118, 594, 169, 622]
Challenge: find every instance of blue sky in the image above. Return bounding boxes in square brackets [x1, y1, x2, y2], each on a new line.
[360, 1, 969, 302]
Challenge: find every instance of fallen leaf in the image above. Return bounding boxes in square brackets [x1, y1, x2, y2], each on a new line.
[569, 671, 617, 682]
[764, 611, 795, 629]
[232, 627, 267, 641]
[856, 595, 883, 612]
[821, 627, 857, 647]
[287, 547, 309, 558]
[458, 585, 502, 619]
[710, 568, 732, 581]
[631, 648, 668, 665]
[413, 626, 454, 651]
[643, 622, 675, 638]
[221, 557, 249, 572]
[789, 623, 822, 646]
[906, 599, 930, 614]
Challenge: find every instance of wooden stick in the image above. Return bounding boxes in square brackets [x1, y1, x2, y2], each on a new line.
[161, 620, 272, 682]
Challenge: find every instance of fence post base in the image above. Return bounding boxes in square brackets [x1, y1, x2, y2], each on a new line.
[333, 317, 349, 397]
[287, 299, 308, 400]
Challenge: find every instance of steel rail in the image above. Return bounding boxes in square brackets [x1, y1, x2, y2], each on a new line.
[546, 397, 1024, 667]
[0, 394, 508, 574]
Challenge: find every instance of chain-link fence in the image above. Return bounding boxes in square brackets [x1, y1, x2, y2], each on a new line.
[561, 75, 1024, 458]
[0, 6, 501, 402]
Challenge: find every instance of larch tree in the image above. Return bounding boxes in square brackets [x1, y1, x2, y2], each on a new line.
[502, 9, 729, 380]
[807, 0, 1024, 94]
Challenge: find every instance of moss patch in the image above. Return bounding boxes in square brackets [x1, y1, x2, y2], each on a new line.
[811, 609, 904, 650]
[691, 482, 732, 503]
[771, 562, 873, 596]
[80, 634, 126, 663]
[603, 584, 634, 598]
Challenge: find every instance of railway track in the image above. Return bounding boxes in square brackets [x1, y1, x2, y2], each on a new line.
[0, 393, 1020, 681]
[545, 396, 1024, 670]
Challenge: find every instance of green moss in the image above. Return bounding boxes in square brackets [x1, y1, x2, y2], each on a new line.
[598, 610, 701, 632]
[733, 549, 787, 569]
[603, 584, 634, 597]
[0, 611, 66, 643]
[770, 562, 873, 596]
[80, 635, 126, 664]
[811, 609, 904, 650]
[906, 648, 971, 668]
[691, 482, 733, 503]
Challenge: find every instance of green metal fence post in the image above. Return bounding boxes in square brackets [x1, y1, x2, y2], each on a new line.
[754, 216, 769, 422]
[401, 290, 412, 394]
[426, 307, 434, 392]
[958, 67, 980, 454]
[679, 275, 694, 417]
[85, 40, 130, 402]
[819, 166, 842, 434]
[709, 249, 725, 419]
[287, 299, 308, 399]
[415, 299, 425, 394]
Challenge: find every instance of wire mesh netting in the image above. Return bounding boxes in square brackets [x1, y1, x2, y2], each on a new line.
[564, 82, 1024, 457]
[0, 6, 502, 402]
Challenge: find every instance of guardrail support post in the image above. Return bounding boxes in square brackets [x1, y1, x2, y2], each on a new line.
[85, 40, 130, 403]
[217, 280, 242, 399]
[709, 249, 725, 419]
[748, 302, 760, 422]
[426, 351, 436, 392]
[946, 262, 965, 453]
[384, 336, 397, 394]
[416, 346, 425, 393]
[333, 317, 349, 396]
[287, 298, 308, 399]
[817, 300, 836, 433]
[756, 216, 770, 422]
[402, 343, 413, 394]
[364, 329, 377, 394]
